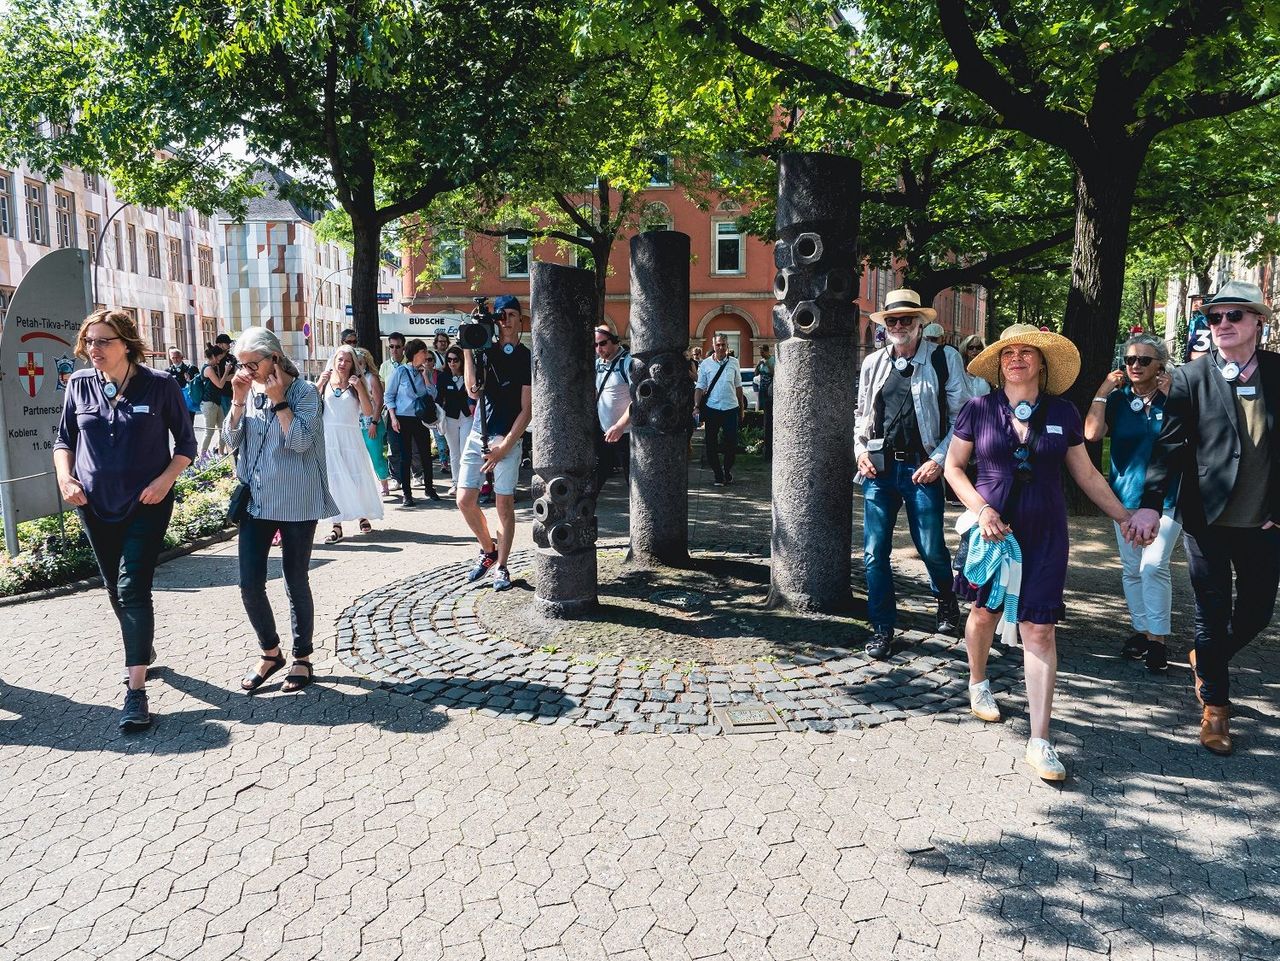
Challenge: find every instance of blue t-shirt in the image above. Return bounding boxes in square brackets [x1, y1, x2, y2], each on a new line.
[1105, 387, 1177, 512]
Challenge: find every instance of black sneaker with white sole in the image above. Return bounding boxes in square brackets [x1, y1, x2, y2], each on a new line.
[865, 628, 894, 660]
[1121, 632, 1148, 659]
[119, 688, 151, 731]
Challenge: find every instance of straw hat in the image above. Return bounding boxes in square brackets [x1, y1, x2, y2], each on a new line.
[869, 289, 937, 324]
[966, 323, 1081, 396]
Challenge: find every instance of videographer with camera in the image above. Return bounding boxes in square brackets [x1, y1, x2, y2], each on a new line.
[457, 295, 532, 591]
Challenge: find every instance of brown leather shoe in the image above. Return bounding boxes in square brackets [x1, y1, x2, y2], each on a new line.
[1200, 705, 1233, 756]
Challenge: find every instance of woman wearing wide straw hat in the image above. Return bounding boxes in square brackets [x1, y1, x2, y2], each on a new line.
[943, 324, 1138, 781]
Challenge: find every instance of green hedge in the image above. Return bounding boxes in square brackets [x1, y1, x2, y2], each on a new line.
[0, 455, 237, 598]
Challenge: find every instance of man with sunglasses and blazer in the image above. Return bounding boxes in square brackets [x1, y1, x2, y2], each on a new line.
[1131, 280, 1280, 757]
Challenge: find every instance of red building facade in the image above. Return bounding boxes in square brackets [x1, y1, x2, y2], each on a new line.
[402, 185, 986, 366]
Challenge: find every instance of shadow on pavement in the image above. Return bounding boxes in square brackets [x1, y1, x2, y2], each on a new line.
[383, 676, 577, 722]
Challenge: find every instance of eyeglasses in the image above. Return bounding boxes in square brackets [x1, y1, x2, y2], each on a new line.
[342, 339, 358, 346]
[1207, 309, 1252, 325]
[84, 336, 122, 349]
[1123, 355, 1156, 368]
[241, 356, 272, 374]
[883, 316, 916, 328]
[1014, 443, 1033, 475]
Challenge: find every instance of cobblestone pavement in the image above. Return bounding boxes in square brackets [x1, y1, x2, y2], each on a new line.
[1, 452, 1278, 960]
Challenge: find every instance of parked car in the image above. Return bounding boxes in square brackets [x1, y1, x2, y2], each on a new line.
[740, 368, 759, 410]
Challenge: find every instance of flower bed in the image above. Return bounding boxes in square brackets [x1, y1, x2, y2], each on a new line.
[0, 453, 237, 598]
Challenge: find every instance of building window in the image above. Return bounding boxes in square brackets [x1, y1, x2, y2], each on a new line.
[198, 212, 210, 232]
[25, 181, 48, 244]
[173, 314, 188, 358]
[0, 286, 12, 324]
[640, 202, 673, 232]
[503, 232, 530, 278]
[0, 172, 12, 236]
[649, 154, 672, 187]
[713, 222, 744, 274]
[197, 245, 214, 287]
[437, 230, 464, 279]
[85, 212, 100, 264]
[168, 237, 183, 282]
[54, 190, 76, 248]
[148, 310, 164, 360]
[145, 230, 161, 278]
[112, 221, 123, 270]
[167, 207, 180, 224]
[126, 223, 139, 273]
[48, 121, 68, 139]
[121, 306, 138, 324]
[83, 171, 99, 192]
[200, 315, 217, 347]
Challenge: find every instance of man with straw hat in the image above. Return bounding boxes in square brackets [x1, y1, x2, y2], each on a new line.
[945, 323, 1137, 780]
[855, 289, 969, 659]
[1132, 279, 1280, 756]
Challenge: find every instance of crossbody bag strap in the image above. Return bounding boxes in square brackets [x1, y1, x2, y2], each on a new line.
[704, 359, 730, 397]
[596, 353, 623, 403]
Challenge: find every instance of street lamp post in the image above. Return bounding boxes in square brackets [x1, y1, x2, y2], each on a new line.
[91, 202, 131, 306]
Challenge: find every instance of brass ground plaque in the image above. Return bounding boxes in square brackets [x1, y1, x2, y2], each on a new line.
[713, 702, 787, 734]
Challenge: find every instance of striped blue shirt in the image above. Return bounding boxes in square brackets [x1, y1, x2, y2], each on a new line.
[223, 377, 339, 522]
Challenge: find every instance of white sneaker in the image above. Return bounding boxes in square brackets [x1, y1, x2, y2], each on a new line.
[969, 680, 1002, 722]
[1025, 738, 1066, 781]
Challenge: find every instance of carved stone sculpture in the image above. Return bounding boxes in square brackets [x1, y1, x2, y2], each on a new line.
[529, 262, 598, 616]
[768, 152, 862, 612]
[627, 231, 692, 566]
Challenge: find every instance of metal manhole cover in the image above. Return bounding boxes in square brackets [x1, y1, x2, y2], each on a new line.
[713, 702, 787, 734]
[648, 589, 707, 611]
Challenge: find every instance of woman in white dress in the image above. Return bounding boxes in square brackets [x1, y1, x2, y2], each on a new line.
[317, 345, 384, 543]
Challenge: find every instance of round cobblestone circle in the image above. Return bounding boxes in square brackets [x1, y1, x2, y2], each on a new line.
[336, 543, 1024, 735]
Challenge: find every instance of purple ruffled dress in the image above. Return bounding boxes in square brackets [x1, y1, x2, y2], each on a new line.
[952, 392, 1084, 625]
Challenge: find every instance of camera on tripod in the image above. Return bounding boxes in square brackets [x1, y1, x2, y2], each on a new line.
[459, 296, 500, 350]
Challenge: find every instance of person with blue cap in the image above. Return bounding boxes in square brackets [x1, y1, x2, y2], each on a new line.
[457, 294, 532, 591]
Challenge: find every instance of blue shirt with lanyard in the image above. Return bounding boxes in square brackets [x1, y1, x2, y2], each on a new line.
[1105, 385, 1178, 511]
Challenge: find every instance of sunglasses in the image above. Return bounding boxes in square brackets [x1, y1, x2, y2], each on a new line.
[1014, 443, 1033, 476]
[965, 344, 984, 353]
[1207, 309, 1252, 325]
[594, 341, 611, 348]
[1123, 355, 1156, 368]
[883, 316, 916, 328]
[446, 356, 462, 364]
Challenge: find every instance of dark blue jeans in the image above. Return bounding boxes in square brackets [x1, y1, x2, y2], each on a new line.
[862, 462, 953, 631]
[1183, 524, 1280, 706]
[703, 406, 739, 479]
[238, 518, 318, 658]
[80, 497, 175, 667]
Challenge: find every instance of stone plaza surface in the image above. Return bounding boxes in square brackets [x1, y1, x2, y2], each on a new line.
[1, 450, 1278, 960]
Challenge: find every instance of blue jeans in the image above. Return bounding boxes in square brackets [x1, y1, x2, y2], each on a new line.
[862, 463, 953, 631]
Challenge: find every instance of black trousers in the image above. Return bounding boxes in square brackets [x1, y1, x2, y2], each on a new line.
[703, 406, 739, 479]
[594, 429, 631, 495]
[397, 415, 435, 496]
[238, 517, 318, 659]
[1182, 524, 1280, 705]
[80, 496, 175, 667]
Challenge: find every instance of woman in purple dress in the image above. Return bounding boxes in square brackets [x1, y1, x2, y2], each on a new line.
[943, 324, 1137, 782]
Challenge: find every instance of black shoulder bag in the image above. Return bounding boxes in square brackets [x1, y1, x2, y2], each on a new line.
[409, 368, 439, 424]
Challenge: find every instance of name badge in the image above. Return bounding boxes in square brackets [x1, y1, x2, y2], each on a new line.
[133, 405, 150, 414]
[1046, 424, 1063, 435]
[1238, 386, 1257, 397]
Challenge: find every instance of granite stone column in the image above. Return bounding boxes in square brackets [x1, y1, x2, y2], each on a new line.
[627, 231, 693, 566]
[768, 152, 862, 613]
[529, 262, 598, 617]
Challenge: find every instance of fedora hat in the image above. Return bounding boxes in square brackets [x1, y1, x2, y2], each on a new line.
[1202, 279, 1273, 320]
[870, 288, 937, 324]
[967, 323, 1081, 396]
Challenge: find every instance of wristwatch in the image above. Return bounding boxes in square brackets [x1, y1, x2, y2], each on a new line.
[271, 400, 290, 413]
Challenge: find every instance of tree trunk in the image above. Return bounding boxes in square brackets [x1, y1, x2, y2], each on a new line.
[1060, 155, 1142, 512]
[591, 237, 611, 328]
[350, 214, 383, 366]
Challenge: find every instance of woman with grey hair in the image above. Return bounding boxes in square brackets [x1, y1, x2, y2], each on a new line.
[1084, 332, 1177, 671]
[225, 326, 338, 694]
[957, 335, 992, 397]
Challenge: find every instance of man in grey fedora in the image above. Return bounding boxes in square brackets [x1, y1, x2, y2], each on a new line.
[1132, 279, 1280, 757]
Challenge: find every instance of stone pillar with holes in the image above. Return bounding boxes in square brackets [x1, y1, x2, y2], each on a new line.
[529, 262, 599, 617]
[768, 152, 862, 613]
[627, 230, 693, 566]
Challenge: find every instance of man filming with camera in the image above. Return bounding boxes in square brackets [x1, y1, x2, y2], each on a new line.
[457, 294, 532, 591]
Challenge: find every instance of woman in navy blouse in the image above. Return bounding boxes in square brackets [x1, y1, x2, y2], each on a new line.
[54, 308, 197, 732]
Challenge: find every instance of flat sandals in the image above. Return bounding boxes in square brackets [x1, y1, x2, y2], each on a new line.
[241, 652, 286, 693]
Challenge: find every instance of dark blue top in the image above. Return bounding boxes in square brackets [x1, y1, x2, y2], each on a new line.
[472, 343, 532, 438]
[1105, 386, 1178, 512]
[54, 365, 198, 523]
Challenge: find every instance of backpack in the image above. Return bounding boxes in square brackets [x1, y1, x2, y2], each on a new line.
[188, 372, 207, 407]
